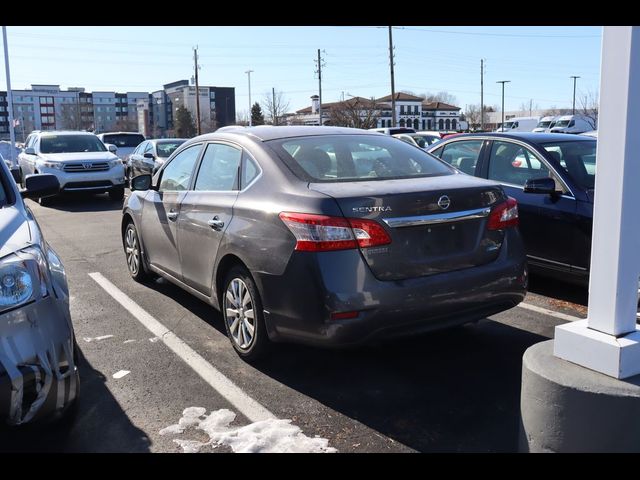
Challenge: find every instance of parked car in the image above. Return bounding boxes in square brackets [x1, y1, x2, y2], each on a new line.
[127, 138, 187, 179]
[549, 115, 594, 134]
[96, 132, 146, 164]
[122, 126, 527, 360]
[368, 127, 416, 135]
[495, 117, 539, 133]
[532, 116, 559, 133]
[0, 161, 79, 425]
[18, 131, 126, 205]
[392, 132, 441, 149]
[0, 142, 22, 183]
[428, 132, 597, 285]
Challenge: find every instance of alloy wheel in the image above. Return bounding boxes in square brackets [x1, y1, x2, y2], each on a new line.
[125, 226, 140, 276]
[224, 278, 255, 349]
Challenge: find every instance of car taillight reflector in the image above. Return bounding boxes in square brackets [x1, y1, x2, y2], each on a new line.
[487, 197, 519, 230]
[330, 311, 360, 320]
[279, 212, 391, 252]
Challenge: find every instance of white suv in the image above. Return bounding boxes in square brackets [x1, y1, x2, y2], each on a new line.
[18, 131, 126, 205]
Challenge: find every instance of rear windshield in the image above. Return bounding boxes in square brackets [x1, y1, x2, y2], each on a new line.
[102, 134, 145, 148]
[267, 134, 454, 183]
[156, 141, 185, 158]
[541, 140, 596, 189]
[40, 135, 107, 153]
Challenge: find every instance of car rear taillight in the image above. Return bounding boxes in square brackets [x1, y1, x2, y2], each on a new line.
[279, 212, 391, 252]
[487, 197, 519, 230]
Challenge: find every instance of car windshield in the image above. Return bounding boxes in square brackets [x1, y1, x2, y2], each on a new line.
[542, 140, 597, 190]
[537, 121, 551, 128]
[503, 122, 515, 129]
[555, 120, 571, 127]
[156, 141, 185, 158]
[268, 134, 453, 183]
[40, 135, 107, 154]
[102, 134, 145, 148]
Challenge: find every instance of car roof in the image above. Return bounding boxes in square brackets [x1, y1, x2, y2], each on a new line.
[432, 132, 596, 144]
[151, 138, 187, 143]
[37, 130, 97, 136]
[191, 125, 381, 142]
[97, 131, 145, 136]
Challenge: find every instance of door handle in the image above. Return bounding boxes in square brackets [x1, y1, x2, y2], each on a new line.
[167, 210, 178, 221]
[207, 216, 225, 230]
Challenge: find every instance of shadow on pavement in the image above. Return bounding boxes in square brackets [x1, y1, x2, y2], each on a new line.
[0, 347, 151, 452]
[527, 273, 588, 307]
[28, 193, 124, 213]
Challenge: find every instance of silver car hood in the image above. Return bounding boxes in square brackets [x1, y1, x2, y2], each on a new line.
[40, 152, 118, 162]
[0, 205, 31, 258]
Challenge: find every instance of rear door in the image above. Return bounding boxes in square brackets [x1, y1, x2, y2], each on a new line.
[177, 142, 244, 294]
[140, 143, 203, 279]
[481, 139, 577, 271]
[431, 139, 486, 176]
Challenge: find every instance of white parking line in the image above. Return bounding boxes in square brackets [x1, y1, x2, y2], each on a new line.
[518, 302, 584, 322]
[88, 272, 275, 423]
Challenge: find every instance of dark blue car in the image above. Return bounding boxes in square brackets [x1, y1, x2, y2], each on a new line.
[428, 132, 596, 285]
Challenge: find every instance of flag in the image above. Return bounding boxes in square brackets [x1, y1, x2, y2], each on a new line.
[12, 118, 20, 127]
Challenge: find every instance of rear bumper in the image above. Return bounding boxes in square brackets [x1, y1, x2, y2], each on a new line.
[0, 296, 79, 426]
[256, 228, 527, 347]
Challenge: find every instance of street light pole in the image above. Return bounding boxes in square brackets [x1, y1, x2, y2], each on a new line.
[570, 75, 580, 115]
[2, 26, 17, 167]
[496, 80, 511, 131]
[245, 70, 253, 126]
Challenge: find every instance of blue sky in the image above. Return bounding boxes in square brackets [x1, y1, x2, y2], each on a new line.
[1, 26, 603, 115]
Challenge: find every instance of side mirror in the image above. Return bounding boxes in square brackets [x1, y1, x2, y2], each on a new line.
[106, 144, 118, 154]
[25, 147, 36, 155]
[143, 152, 155, 159]
[20, 174, 60, 199]
[524, 177, 557, 195]
[130, 174, 153, 191]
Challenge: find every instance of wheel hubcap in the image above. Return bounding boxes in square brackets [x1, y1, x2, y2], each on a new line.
[125, 226, 139, 275]
[224, 278, 255, 349]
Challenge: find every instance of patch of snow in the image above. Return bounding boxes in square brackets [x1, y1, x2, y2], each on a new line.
[149, 337, 160, 343]
[83, 335, 114, 343]
[160, 407, 336, 453]
[112, 370, 130, 379]
[123, 339, 136, 344]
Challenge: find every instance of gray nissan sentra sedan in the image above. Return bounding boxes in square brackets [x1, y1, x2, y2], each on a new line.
[122, 126, 527, 360]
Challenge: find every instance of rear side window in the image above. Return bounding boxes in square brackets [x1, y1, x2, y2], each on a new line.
[194, 143, 241, 191]
[268, 134, 452, 182]
[438, 140, 483, 175]
[241, 155, 259, 188]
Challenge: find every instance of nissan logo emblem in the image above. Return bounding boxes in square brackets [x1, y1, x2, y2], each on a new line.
[437, 195, 451, 210]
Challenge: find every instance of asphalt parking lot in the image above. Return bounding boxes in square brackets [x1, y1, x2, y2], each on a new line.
[0, 192, 591, 453]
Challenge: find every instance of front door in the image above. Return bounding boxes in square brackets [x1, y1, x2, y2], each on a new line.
[483, 139, 577, 272]
[178, 142, 243, 294]
[140, 143, 202, 279]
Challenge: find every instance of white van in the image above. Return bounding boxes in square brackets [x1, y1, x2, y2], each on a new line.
[495, 117, 539, 132]
[549, 115, 594, 134]
[532, 116, 559, 133]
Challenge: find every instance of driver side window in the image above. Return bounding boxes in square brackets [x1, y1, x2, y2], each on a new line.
[159, 144, 202, 192]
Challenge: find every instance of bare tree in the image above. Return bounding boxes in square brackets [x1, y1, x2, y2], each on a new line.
[420, 91, 458, 105]
[262, 90, 291, 126]
[578, 89, 599, 129]
[200, 114, 218, 134]
[519, 99, 539, 116]
[327, 97, 381, 129]
[59, 103, 81, 130]
[235, 109, 250, 126]
[113, 116, 139, 132]
[464, 104, 482, 130]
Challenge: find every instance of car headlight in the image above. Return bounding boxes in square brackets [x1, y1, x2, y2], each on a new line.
[40, 160, 63, 170]
[0, 247, 49, 313]
[109, 158, 123, 168]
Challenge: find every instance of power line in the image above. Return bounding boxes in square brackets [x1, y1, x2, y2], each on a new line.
[395, 26, 601, 39]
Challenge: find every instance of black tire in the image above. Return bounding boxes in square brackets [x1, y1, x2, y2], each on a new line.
[222, 266, 271, 361]
[123, 221, 152, 282]
[109, 187, 125, 201]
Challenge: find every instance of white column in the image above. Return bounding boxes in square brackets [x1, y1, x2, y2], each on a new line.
[554, 26, 640, 379]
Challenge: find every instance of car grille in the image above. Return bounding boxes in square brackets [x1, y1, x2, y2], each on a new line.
[63, 181, 113, 190]
[63, 162, 110, 172]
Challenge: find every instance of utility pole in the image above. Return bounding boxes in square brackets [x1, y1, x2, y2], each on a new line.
[388, 26, 396, 127]
[2, 26, 17, 167]
[480, 59, 485, 131]
[497, 80, 510, 131]
[570, 75, 580, 115]
[193, 46, 201, 135]
[315, 49, 325, 126]
[245, 70, 253, 126]
[272, 87, 277, 126]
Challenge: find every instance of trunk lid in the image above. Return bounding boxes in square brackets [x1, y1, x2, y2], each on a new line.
[309, 174, 508, 280]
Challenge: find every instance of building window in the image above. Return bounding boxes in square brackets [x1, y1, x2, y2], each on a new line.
[422, 120, 426, 130]
[439, 119, 444, 130]
[399, 119, 405, 127]
[452, 119, 457, 130]
[387, 119, 391, 128]
[400, 105, 405, 115]
[445, 119, 451, 130]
